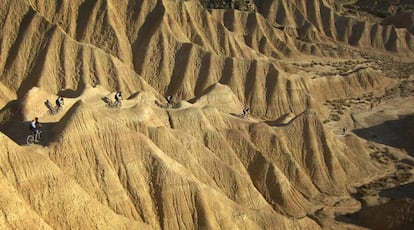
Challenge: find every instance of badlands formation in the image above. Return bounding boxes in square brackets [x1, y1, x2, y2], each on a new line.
[0, 0, 414, 229]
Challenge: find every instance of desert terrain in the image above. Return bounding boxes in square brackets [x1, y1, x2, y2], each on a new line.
[0, 0, 413, 229]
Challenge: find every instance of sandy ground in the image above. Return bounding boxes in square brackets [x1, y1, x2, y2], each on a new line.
[351, 96, 414, 158]
[327, 95, 414, 228]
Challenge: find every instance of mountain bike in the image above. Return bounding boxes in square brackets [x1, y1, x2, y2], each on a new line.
[27, 130, 42, 145]
[155, 100, 177, 109]
[102, 97, 122, 108]
[236, 113, 249, 119]
[45, 100, 63, 115]
[107, 100, 122, 108]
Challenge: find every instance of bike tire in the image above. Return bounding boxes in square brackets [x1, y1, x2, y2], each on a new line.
[27, 135, 34, 145]
[107, 101, 121, 108]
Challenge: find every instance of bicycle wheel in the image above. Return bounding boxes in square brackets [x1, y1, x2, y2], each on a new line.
[27, 135, 34, 145]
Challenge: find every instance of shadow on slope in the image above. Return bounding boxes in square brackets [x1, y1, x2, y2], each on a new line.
[337, 182, 414, 230]
[0, 100, 23, 124]
[0, 100, 84, 146]
[58, 81, 86, 98]
[264, 113, 296, 127]
[0, 100, 55, 146]
[352, 114, 414, 156]
[379, 181, 414, 200]
[0, 119, 57, 146]
[47, 100, 85, 143]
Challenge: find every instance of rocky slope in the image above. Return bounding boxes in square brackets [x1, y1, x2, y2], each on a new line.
[0, 0, 413, 229]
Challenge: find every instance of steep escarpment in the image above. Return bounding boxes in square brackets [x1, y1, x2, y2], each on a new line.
[254, 0, 414, 53]
[38, 88, 379, 227]
[45, 99, 325, 229]
[0, 0, 156, 100]
[0, 0, 414, 229]
[0, 132, 149, 229]
[1, 0, 410, 105]
[381, 11, 414, 35]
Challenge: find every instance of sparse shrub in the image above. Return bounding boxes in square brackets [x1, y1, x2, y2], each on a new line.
[380, 147, 389, 153]
[199, 0, 255, 11]
[334, 103, 342, 110]
[400, 91, 409, 97]
[337, 99, 346, 104]
[330, 114, 341, 121]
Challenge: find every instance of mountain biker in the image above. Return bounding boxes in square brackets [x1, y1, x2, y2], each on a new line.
[166, 95, 173, 105]
[56, 96, 64, 108]
[242, 107, 249, 117]
[115, 92, 122, 103]
[29, 117, 41, 142]
[35, 117, 41, 129]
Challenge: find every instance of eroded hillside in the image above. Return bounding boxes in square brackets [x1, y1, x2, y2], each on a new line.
[0, 0, 414, 229]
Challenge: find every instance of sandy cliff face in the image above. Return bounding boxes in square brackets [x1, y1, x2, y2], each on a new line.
[0, 0, 413, 229]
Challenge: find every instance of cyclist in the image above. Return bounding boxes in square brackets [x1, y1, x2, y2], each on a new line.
[242, 107, 250, 118]
[35, 117, 42, 130]
[56, 96, 64, 108]
[166, 95, 173, 108]
[29, 117, 41, 142]
[115, 92, 122, 103]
